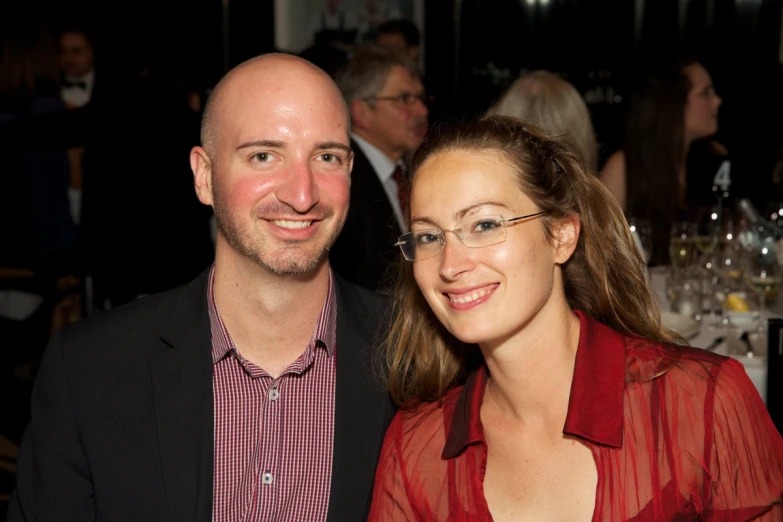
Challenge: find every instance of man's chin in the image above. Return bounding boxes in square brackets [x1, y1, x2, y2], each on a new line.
[255, 247, 330, 277]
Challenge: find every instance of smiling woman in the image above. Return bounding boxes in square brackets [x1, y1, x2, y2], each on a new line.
[368, 116, 783, 521]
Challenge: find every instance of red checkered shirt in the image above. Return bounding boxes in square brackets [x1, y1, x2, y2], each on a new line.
[209, 266, 337, 522]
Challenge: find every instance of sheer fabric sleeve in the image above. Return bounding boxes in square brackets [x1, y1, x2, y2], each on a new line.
[708, 358, 783, 520]
[368, 413, 420, 522]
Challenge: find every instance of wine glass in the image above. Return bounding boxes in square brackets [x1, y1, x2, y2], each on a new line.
[628, 217, 653, 264]
[694, 206, 721, 271]
[742, 246, 783, 335]
[669, 221, 697, 274]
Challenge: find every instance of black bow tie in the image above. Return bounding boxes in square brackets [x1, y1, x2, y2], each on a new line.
[63, 79, 87, 90]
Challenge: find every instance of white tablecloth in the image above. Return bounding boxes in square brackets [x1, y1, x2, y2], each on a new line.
[649, 268, 769, 403]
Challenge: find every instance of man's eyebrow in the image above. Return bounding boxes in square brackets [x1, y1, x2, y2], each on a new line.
[234, 141, 352, 154]
[316, 141, 352, 154]
[236, 140, 286, 151]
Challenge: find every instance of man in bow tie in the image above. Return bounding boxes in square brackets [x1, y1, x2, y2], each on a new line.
[59, 28, 95, 109]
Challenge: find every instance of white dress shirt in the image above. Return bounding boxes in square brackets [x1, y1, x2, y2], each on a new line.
[61, 69, 95, 108]
[351, 133, 407, 232]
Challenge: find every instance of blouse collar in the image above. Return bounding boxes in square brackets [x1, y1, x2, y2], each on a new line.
[442, 311, 627, 459]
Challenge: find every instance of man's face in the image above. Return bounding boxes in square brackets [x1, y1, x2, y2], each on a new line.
[197, 65, 353, 276]
[59, 32, 94, 78]
[361, 66, 428, 160]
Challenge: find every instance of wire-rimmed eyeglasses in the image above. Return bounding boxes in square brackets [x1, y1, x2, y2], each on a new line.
[395, 211, 548, 261]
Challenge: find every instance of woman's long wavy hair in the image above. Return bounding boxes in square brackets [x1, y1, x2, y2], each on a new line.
[385, 116, 681, 409]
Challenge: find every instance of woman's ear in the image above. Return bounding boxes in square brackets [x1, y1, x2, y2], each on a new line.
[553, 215, 580, 264]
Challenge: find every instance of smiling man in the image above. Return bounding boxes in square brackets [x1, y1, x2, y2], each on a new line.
[8, 54, 395, 522]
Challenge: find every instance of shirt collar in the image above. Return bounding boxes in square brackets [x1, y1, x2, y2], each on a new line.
[207, 265, 338, 365]
[351, 132, 402, 182]
[64, 69, 95, 87]
[442, 311, 626, 459]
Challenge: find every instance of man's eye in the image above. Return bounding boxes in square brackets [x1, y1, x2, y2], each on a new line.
[320, 153, 339, 163]
[252, 152, 271, 162]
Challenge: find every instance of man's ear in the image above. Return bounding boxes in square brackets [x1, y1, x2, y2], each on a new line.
[553, 215, 580, 264]
[350, 99, 372, 131]
[190, 146, 214, 207]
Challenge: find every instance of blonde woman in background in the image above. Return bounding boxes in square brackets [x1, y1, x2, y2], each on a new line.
[487, 70, 598, 172]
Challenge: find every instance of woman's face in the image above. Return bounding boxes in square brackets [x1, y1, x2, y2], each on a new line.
[409, 149, 574, 346]
[683, 63, 722, 141]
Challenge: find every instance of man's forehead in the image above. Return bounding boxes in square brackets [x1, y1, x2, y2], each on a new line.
[61, 33, 89, 47]
[383, 67, 420, 88]
[225, 109, 350, 149]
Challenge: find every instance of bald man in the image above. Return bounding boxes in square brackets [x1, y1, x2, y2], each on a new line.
[8, 54, 395, 522]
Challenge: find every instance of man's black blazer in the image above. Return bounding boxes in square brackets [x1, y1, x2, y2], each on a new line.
[8, 269, 395, 521]
[330, 141, 403, 292]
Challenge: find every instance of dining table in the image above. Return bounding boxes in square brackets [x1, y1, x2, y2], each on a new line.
[649, 266, 771, 403]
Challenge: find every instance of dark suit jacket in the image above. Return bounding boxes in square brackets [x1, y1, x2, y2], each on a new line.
[8, 269, 395, 522]
[330, 140, 403, 292]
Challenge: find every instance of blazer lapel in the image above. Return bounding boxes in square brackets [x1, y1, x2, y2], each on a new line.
[327, 279, 394, 522]
[150, 271, 214, 522]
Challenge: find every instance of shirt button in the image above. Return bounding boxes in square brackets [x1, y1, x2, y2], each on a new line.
[269, 388, 280, 401]
[262, 471, 274, 485]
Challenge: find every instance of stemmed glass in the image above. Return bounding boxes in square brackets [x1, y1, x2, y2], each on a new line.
[628, 217, 653, 265]
[669, 221, 698, 274]
[742, 246, 783, 334]
[694, 207, 721, 271]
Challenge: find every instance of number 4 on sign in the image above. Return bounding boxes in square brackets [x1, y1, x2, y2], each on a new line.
[713, 160, 731, 192]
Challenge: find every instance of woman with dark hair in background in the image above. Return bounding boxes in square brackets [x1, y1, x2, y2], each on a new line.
[600, 56, 726, 266]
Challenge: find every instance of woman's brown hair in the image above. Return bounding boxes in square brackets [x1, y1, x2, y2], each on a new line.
[385, 116, 681, 409]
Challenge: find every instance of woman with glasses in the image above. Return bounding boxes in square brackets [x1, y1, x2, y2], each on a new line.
[369, 116, 783, 521]
[600, 55, 727, 266]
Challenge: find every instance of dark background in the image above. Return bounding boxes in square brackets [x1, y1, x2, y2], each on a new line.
[4, 0, 781, 169]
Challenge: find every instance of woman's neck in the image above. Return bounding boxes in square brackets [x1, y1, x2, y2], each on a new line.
[479, 300, 581, 425]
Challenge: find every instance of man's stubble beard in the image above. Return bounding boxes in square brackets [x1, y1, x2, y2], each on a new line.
[211, 173, 346, 276]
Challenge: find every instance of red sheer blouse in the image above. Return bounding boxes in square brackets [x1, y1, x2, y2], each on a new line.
[369, 311, 783, 521]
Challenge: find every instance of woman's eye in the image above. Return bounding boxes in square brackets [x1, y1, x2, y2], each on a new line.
[473, 220, 502, 233]
[415, 232, 440, 244]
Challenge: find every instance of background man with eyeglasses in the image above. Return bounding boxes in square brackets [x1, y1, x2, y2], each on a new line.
[332, 44, 429, 291]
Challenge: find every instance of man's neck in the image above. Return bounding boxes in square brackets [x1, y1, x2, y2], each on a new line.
[212, 247, 331, 378]
[352, 130, 403, 163]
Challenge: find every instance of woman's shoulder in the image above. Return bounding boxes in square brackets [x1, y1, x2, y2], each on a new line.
[389, 386, 464, 447]
[624, 335, 736, 391]
[601, 149, 626, 177]
[599, 149, 627, 208]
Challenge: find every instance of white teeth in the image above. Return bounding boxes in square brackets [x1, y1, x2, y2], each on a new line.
[272, 220, 312, 229]
[448, 287, 492, 303]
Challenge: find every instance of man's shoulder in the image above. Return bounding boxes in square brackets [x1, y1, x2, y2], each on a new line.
[338, 275, 387, 305]
[59, 275, 206, 351]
